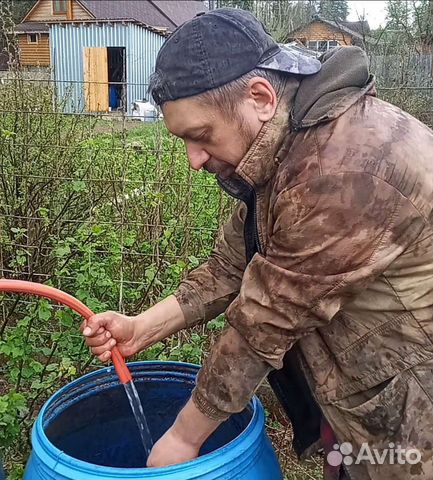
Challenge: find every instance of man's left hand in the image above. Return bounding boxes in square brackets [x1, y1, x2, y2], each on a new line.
[146, 426, 200, 467]
[146, 397, 223, 468]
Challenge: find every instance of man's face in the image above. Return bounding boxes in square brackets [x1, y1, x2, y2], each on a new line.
[162, 93, 265, 180]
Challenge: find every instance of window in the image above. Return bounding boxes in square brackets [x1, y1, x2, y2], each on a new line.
[318, 41, 328, 52]
[307, 40, 339, 52]
[27, 33, 38, 44]
[52, 0, 68, 14]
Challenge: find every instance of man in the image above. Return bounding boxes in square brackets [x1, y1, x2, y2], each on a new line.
[82, 8, 433, 479]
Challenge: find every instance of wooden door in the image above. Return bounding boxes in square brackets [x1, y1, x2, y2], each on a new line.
[83, 47, 109, 112]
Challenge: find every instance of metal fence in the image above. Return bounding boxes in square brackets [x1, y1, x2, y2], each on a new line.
[371, 53, 433, 87]
[368, 51, 433, 128]
[0, 73, 234, 474]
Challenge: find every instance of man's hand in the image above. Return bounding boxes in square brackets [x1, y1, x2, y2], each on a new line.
[81, 295, 186, 362]
[80, 312, 138, 361]
[147, 397, 223, 468]
[147, 426, 200, 467]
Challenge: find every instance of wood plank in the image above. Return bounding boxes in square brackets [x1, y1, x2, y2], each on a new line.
[67, 0, 73, 20]
[72, 0, 91, 19]
[83, 47, 109, 112]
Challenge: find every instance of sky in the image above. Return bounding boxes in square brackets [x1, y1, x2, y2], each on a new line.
[347, 1, 388, 29]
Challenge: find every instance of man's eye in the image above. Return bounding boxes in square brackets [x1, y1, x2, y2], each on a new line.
[192, 132, 207, 141]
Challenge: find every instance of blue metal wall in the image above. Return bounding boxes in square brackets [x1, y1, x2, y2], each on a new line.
[50, 23, 165, 114]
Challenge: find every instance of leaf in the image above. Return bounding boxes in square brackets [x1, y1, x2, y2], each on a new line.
[46, 364, 59, 372]
[30, 379, 42, 390]
[91, 225, 103, 236]
[54, 245, 71, 258]
[188, 255, 200, 268]
[37, 303, 52, 321]
[0, 343, 11, 356]
[58, 311, 74, 328]
[71, 180, 86, 192]
[37, 207, 49, 218]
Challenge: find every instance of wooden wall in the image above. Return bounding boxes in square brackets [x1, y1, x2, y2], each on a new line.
[18, 33, 50, 66]
[25, 0, 92, 21]
[290, 21, 355, 46]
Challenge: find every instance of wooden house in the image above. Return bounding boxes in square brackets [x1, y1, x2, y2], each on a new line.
[14, 0, 207, 113]
[287, 15, 371, 52]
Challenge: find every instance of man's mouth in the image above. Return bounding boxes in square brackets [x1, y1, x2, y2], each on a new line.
[203, 160, 235, 179]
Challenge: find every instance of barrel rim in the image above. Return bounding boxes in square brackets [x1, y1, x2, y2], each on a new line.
[32, 360, 266, 477]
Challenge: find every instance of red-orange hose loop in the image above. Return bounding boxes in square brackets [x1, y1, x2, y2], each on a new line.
[0, 279, 132, 384]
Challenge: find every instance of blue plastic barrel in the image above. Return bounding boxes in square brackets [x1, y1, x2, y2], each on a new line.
[109, 85, 118, 109]
[25, 361, 283, 479]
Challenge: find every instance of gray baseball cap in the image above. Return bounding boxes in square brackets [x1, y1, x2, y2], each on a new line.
[150, 8, 321, 105]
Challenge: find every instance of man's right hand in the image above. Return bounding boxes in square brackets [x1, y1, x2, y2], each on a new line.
[80, 295, 186, 363]
[81, 312, 138, 362]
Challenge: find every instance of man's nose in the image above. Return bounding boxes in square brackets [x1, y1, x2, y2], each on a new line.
[185, 141, 210, 170]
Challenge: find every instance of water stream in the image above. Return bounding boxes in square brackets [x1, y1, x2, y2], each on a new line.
[123, 380, 154, 458]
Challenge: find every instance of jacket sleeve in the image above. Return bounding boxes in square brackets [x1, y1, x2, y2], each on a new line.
[173, 201, 247, 327]
[191, 172, 425, 420]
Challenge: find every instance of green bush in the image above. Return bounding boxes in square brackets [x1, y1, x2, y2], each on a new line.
[0, 77, 230, 475]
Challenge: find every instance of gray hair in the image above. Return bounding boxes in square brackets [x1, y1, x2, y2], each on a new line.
[149, 68, 289, 115]
[198, 68, 288, 117]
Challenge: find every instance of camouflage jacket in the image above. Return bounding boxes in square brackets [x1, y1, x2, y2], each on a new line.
[174, 47, 433, 478]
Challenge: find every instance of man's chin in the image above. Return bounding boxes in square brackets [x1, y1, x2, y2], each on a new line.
[218, 167, 235, 180]
[203, 166, 235, 180]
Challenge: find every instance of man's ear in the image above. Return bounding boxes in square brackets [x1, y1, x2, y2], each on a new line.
[247, 76, 278, 122]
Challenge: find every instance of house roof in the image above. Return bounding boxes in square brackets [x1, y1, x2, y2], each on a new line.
[16, 18, 168, 36]
[15, 22, 49, 34]
[78, 0, 207, 30]
[288, 16, 370, 42]
[17, 0, 207, 36]
[340, 20, 370, 35]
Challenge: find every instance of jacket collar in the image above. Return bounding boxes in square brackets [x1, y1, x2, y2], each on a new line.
[218, 47, 375, 194]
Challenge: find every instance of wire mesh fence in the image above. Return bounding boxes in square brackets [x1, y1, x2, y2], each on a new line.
[0, 71, 235, 476]
[0, 47, 432, 477]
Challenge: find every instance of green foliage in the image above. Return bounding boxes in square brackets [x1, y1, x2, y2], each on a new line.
[378, 0, 433, 48]
[386, 0, 413, 29]
[211, 0, 255, 9]
[0, 392, 27, 447]
[317, 0, 349, 21]
[7, 0, 37, 23]
[414, 0, 433, 44]
[0, 76, 232, 474]
[208, 0, 317, 42]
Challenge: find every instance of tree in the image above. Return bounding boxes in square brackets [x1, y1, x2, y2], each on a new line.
[207, 0, 317, 42]
[412, 0, 433, 45]
[256, 0, 317, 42]
[318, 0, 349, 22]
[208, 0, 254, 10]
[385, 0, 413, 30]
[0, 1, 37, 68]
[4, 0, 37, 24]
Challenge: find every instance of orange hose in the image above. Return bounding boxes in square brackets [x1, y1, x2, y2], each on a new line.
[0, 279, 132, 384]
